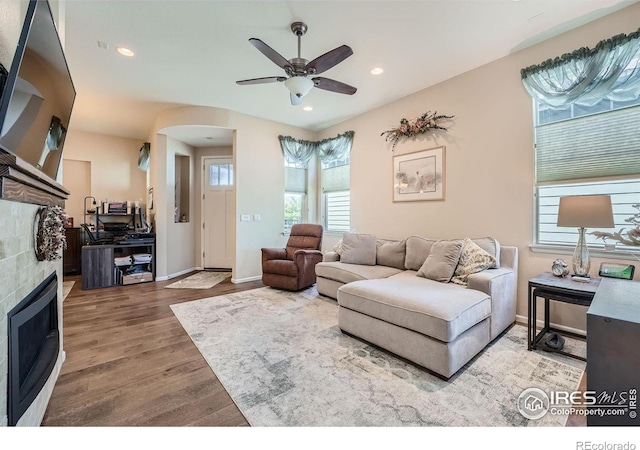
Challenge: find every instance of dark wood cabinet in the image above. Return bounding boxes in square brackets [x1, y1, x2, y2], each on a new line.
[81, 245, 114, 290]
[587, 278, 640, 426]
[81, 239, 155, 290]
[63, 227, 82, 275]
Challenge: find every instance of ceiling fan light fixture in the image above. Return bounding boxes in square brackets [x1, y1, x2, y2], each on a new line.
[284, 76, 314, 97]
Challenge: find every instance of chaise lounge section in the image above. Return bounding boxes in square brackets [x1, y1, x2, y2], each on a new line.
[316, 235, 518, 378]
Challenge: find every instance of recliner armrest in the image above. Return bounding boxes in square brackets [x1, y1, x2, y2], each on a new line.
[261, 247, 287, 261]
[293, 249, 323, 262]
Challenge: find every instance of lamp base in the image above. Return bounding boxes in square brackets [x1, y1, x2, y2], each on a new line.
[572, 227, 591, 277]
[571, 275, 591, 283]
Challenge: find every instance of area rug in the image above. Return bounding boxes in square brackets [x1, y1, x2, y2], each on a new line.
[62, 280, 75, 301]
[165, 271, 231, 289]
[170, 287, 585, 427]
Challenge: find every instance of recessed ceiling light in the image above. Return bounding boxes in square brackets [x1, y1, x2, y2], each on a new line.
[303, 106, 313, 111]
[370, 67, 384, 75]
[116, 46, 135, 57]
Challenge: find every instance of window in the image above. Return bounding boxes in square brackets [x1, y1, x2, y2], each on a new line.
[284, 160, 306, 232]
[535, 99, 640, 248]
[322, 155, 350, 232]
[209, 163, 234, 186]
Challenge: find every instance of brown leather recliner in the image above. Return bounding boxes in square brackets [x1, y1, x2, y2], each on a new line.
[261, 224, 324, 291]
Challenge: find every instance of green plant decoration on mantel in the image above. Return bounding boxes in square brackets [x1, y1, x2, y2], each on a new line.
[381, 111, 454, 150]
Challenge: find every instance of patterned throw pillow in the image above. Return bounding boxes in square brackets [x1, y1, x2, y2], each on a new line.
[451, 238, 496, 285]
[334, 239, 344, 256]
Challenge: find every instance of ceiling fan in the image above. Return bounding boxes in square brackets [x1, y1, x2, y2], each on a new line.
[236, 22, 357, 106]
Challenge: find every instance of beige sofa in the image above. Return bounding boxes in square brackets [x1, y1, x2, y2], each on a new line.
[315, 235, 518, 379]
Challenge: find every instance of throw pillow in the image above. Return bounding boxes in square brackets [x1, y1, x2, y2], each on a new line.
[376, 239, 407, 269]
[404, 236, 437, 271]
[417, 239, 463, 282]
[334, 239, 344, 256]
[472, 237, 501, 269]
[341, 233, 377, 265]
[451, 238, 497, 285]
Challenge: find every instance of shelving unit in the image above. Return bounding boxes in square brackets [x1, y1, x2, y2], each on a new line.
[81, 239, 155, 290]
[83, 212, 138, 242]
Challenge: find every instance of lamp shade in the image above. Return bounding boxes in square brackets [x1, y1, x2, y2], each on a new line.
[557, 195, 614, 228]
[284, 76, 314, 97]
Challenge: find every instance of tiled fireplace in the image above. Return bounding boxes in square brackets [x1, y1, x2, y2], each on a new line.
[0, 199, 64, 427]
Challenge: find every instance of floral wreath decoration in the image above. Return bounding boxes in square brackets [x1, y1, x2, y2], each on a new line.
[35, 206, 68, 261]
[381, 111, 454, 150]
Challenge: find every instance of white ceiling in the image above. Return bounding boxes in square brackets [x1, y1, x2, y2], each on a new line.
[63, 0, 637, 146]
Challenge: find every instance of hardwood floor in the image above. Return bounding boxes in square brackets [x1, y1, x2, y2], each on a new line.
[43, 273, 588, 427]
[42, 273, 263, 426]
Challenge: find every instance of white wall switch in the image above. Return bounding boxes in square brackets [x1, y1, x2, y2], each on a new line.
[240, 214, 251, 222]
[253, 214, 261, 222]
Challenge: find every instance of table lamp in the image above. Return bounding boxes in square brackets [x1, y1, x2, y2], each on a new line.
[557, 195, 614, 278]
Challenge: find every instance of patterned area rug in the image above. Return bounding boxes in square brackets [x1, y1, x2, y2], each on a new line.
[171, 286, 585, 426]
[62, 280, 75, 301]
[165, 271, 232, 289]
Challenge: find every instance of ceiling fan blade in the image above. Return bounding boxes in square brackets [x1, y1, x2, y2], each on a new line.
[312, 77, 357, 95]
[305, 45, 353, 75]
[236, 76, 286, 85]
[249, 38, 292, 70]
[290, 92, 303, 106]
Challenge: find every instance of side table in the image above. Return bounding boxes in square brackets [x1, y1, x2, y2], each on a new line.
[528, 272, 600, 361]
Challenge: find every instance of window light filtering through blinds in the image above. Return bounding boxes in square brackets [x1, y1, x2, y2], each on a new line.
[536, 106, 640, 183]
[538, 179, 640, 247]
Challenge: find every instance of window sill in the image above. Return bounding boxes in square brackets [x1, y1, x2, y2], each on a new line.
[530, 243, 640, 263]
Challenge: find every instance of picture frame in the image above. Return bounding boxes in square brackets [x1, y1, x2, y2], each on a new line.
[393, 146, 445, 202]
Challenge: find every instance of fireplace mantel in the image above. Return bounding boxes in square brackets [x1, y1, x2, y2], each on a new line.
[0, 152, 69, 207]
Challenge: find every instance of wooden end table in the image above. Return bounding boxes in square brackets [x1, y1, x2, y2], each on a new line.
[528, 272, 600, 362]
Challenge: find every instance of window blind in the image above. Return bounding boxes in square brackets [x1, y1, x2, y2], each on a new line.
[536, 106, 640, 183]
[322, 164, 349, 193]
[325, 191, 350, 232]
[285, 167, 307, 193]
[538, 179, 640, 246]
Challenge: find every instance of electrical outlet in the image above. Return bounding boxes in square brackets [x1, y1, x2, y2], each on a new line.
[253, 214, 261, 222]
[240, 214, 251, 222]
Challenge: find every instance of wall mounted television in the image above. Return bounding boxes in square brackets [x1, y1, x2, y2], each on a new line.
[0, 0, 75, 181]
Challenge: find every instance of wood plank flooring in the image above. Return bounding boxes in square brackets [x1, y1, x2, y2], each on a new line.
[42, 273, 587, 427]
[42, 273, 263, 426]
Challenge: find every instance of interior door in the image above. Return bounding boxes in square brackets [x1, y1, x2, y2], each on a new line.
[203, 158, 234, 269]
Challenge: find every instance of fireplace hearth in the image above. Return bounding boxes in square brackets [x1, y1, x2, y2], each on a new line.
[7, 272, 60, 426]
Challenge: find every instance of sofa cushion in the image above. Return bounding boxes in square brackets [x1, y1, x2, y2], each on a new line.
[404, 236, 437, 271]
[315, 261, 403, 284]
[376, 239, 406, 269]
[338, 277, 491, 343]
[472, 237, 500, 269]
[341, 233, 377, 265]
[451, 238, 496, 286]
[417, 239, 462, 282]
[334, 239, 344, 256]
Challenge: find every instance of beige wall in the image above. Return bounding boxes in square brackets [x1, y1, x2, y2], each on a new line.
[318, 3, 640, 332]
[151, 106, 315, 281]
[62, 130, 148, 226]
[162, 135, 196, 277]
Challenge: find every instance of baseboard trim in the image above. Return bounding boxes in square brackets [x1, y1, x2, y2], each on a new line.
[157, 267, 198, 282]
[231, 275, 262, 284]
[515, 314, 586, 337]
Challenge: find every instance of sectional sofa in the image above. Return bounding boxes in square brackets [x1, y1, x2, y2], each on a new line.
[315, 234, 518, 378]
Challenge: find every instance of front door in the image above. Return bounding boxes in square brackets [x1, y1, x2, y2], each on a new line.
[203, 158, 234, 269]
